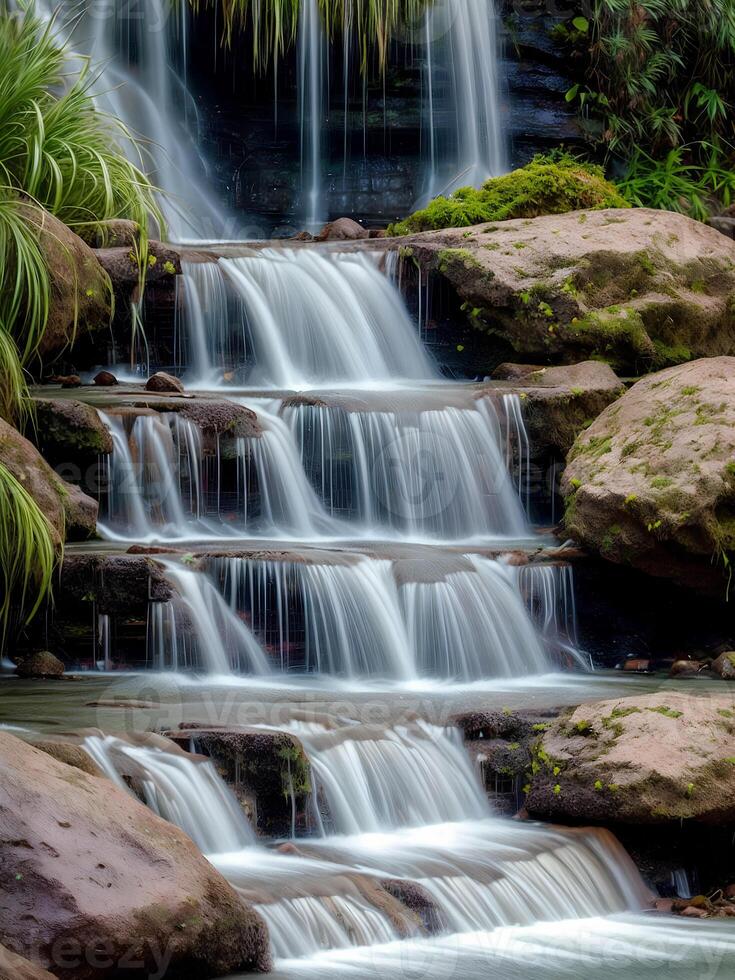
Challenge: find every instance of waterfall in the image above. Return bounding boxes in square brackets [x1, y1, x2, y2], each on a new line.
[175, 260, 241, 385]
[203, 552, 558, 680]
[298, 0, 326, 230]
[502, 393, 531, 514]
[516, 563, 580, 656]
[218, 250, 435, 387]
[420, 0, 506, 201]
[83, 734, 254, 853]
[284, 399, 527, 539]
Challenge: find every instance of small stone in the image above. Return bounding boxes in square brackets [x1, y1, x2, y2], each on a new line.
[15, 651, 65, 679]
[93, 370, 119, 386]
[724, 883, 735, 899]
[315, 217, 369, 241]
[623, 658, 651, 672]
[57, 375, 81, 388]
[680, 906, 708, 918]
[145, 371, 184, 393]
[653, 898, 674, 913]
[712, 652, 735, 680]
[670, 659, 703, 678]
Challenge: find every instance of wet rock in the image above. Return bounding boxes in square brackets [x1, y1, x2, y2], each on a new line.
[175, 400, 262, 440]
[562, 357, 735, 596]
[0, 944, 58, 980]
[31, 740, 103, 777]
[670, 659, 705, 678]
[59, 554, 173, 614]
[396, 208, 735, 373]
[170, 727, 312, 837]
[0, 418, 98, 546]
[525, 692, 735, 826]
[315, 217, 370, 241]
[32, 399, 113, 463]
[19, 205, 112, 362]
[75, 219, 140, 248]
[14, 651, 64, 679]
[145, 371, 184, 393]
[57, 375, 81, 388]
[0, 734, 271, 977]
[95, 240, 181, 293]
[712, 653, 735, 680]
[92, 370, 119, 386]
[380, 880, 447, 935]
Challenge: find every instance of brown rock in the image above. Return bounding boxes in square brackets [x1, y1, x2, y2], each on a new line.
[15, 651, 64, 679]
[397, 208, 735, 373]
[315, 217, 369, 241]
[0, 944, 58, 980]
[58, 375, 81, 388]
[622, 658, 651, 672]
[95, 241, 181, 295]
[712, 652, 735, 680]
[670, 659, 704, 678]
[75, 219, 140, 248]
[32, 399, 113, 460]
[93, 370, 119, 387]
[31, 740, 103, 777]
[0, 734, 271, 977]
[145, 371, 184, 394]
[526, 692, 735, 826]
[19, 205, 112, 362]
[680, 905, 708, 918]
[563, 357, 735, 596]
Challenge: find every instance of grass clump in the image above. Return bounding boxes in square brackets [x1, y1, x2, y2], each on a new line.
[0, 462, 57, 650]
[388, 154, 629, 235]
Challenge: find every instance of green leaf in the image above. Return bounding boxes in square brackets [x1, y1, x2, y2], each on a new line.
[565, 84, 580, 103]
[571, 16, 589, 33]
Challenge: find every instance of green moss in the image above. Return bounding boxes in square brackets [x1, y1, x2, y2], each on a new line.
[436, 247, 482, 274]
[650, 476, 673, 489]
[388, 154, 629, 234]
[647, 705, 683, 719]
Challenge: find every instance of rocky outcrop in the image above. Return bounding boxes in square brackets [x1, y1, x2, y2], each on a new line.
[0, 944, 57, 980]
[60, 554, 174, 614]
[75, 219, 140, 249]
[95, 241, 181, 295]
[396, 208, 735, 373]
[0, 734, 271, 978]
[489, 360, 624, 459]
[31, 399, 112, 465]
[145, 371, 184, 393]
[15, 651, 64, 679]
[562, 357, 735, 595]
[525, 693, 735, 826]
[21, 206, 112, 363]
[0, 418, 98, 544]
[713, 652, 735, 680]
[31, 740, 104, 777]
[168, 727, 312, 838]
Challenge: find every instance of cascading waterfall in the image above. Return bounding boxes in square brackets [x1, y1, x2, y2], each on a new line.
[218, 250, 435, 387]
[83, 734, 254, 853]
[298, 0, 326, 230]
[284, 399, 527, 538]
[419, 0, 506, 201]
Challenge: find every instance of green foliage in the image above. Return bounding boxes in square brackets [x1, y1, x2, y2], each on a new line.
[560, 1, 735, 218]
[0, 461, 57, 649]
[196, 0, 431, 69]
[389, 154, 629, 234]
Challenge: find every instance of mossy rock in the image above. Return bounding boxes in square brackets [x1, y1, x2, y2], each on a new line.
[390, 154, 628, 234]
[563, 357, 735, 596]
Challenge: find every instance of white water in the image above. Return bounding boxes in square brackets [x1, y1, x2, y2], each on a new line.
[218, 250, 435, 387]
[83, 734, 254, 853]
[284, 399, 527, 538]
[298, 0, 326, 230]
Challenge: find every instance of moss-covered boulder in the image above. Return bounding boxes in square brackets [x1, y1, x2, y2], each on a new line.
[32, 399, 112, 466]
[562, 357, 735, 595]
[390, 155, 628, 234]
[392, 208, 735, 373]
[525, 693, 735, 826]
[0, 417, 98, 544]
[21, 205, 112, 362]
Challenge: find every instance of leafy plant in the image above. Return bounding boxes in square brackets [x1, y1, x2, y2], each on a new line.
[0, 461, 57, 650]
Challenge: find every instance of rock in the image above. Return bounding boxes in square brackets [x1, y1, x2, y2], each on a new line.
[173, 400, 262, 440]
[15, 651, 64, 679]
[680, 905, 708, 918]
[525, 693, 735, 826]
[0, 944, 58, 980]
[168, 727, 312, 837]
[670, 659, 705, 678]
[487, 360, 624, 460]
[75, 219, 140, 248]
[315, 217, 370, 241]
[709, 216, 735, 241]
[622, 659, 651, 672]
[93, 370, 119, 386]
[713, 652, 735, 680]
[57, 375, 81, 388]
[95, 241, 181, 295]
[562, 357, 735, 595]
[0, 418, 98, 546]
[396, 208, 735, 373]
[19, 205, 112, 362]
[31, 740, 103, 777]
[32, 399, 113, 463]
[0, 734, 270, 977]
[60, 554, 174, 614]
[145, 371, 184, 394]
[380, 880, 446, 934]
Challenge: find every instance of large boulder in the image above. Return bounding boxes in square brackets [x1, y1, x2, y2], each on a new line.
[525, 693, 735, 826]
[0, 944, 57, 980]
[0, 418, 98, 544]
[396, 208, 735, 373]
[31, 399, 112, 465]
[21, 206, 112, 362]
[15, 651, 64, 679]
[562, 357, 735, 595]
[95, 241, 181, 295]
[0, 734, 270, 978]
